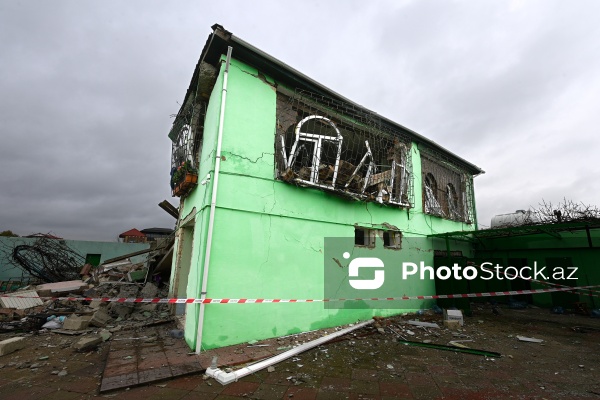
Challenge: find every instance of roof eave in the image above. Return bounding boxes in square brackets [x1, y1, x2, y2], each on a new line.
[190, 24, 484, 176]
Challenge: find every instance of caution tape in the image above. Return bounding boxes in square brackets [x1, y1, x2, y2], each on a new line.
[1, 284, 599, 304]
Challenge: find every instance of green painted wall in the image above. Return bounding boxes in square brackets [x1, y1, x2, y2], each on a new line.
[173, 57, 478, 350]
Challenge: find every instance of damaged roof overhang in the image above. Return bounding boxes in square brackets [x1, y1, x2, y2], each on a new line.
[180, 23, 484, 176]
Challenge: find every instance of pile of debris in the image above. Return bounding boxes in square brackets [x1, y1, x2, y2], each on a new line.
[0, 232, 175, 351]
[1, 277, 172, 335]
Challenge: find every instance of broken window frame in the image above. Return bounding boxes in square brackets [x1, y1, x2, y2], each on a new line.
[285, 115, 343, 189]
[420, 149, 475, 224]
[424, 173, 445, 217]
[446, 183, 462, 220]
[276, 89, 414, 208]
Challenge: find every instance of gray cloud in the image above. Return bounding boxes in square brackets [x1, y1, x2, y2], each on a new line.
[0, 0, 598, 239]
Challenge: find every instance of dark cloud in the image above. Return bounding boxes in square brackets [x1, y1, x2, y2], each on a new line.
[1, 1, 598, 239]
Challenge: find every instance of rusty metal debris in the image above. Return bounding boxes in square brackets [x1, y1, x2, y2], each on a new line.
[1, 237, 84, 283]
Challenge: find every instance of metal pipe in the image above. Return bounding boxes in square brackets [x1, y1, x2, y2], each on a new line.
[195, 46, 233, 353]
[205, 319, 374, 384]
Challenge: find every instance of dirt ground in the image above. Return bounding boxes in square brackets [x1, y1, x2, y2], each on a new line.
[0, 304, 599, 399]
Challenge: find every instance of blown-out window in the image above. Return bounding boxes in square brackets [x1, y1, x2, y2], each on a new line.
[421, 151, 474, 223]
[276, 90, 413, 208]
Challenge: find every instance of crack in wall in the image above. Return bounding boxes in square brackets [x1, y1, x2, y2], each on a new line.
[226, 152, 274, 164]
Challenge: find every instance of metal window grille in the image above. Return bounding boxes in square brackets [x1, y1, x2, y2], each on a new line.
[276, 89, 414, 208]
[420, 149, 475, 223]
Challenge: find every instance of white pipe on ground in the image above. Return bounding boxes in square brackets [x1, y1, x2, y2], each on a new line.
[205, 319, 374, 385]
[195, 46, 233, 354]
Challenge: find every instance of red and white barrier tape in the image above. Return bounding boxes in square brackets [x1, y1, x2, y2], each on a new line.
[1, 284, 599, 304]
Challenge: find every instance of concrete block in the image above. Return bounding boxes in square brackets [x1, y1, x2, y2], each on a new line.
[0, 337, 26, 356]
[109, 303, 134, 318]
[443, 309, 464, 326]
[63, 316, 91, 331]
[443, 320, 461, 330]
[88, 300, 102, 310]
[89, 310, 110, 328]
[73, 335, 103, 351]
[140, 283, 158, 298]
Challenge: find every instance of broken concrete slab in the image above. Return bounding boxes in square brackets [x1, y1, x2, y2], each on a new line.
[89, 310, 111, 328]
[109, 303, 134, 318]
[99, 330, 112, 342]
[140, 282, 158, 298]
[0, 337, 26, 356]
[73, 335, 103, 351]
[63, 316, 91, 331]
[88, 300, 103, 310]
[36, 280, 88, 297]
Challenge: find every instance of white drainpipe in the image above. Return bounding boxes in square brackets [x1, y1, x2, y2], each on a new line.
[195, 46, 233, 353]
[205, 319, 374, 384]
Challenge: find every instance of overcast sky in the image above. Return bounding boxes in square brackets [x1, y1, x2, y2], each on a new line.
[1, 0, 599, 241]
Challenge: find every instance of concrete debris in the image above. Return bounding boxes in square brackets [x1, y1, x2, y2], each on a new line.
[89, 310, 111, 327]
[516, 335, 544, 343]
[407, 320, 439, 328]
[73, 335, 103, 351]
[0, 337, 26, 356]
[62, 316, 91, 331]
[443, 309, 464, 326]
[36, 280, 88, 297]
[443, 320, 461, 330]
[99, 330, 113, 342]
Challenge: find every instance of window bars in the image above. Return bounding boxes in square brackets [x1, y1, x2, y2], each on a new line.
[276, 89, 413, 208]
[420, 150, 474, 223]
[169, 94, 206, 195]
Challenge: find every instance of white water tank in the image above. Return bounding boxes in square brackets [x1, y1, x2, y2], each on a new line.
[491, 210, 539, 228]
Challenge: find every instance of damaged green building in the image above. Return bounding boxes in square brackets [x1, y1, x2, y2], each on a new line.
[168, 24, 483, 352]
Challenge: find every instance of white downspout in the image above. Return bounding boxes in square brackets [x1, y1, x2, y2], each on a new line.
[195, 46, 233, 353]
[206, 319, 374, 384]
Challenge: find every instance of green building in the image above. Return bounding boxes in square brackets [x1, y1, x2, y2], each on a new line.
[168, 24, 483, 352]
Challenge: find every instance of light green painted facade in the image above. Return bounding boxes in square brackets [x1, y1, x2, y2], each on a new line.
[170, 56, 480, 351]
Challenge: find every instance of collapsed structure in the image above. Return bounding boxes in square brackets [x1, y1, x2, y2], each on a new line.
[168, 24, 484, 352]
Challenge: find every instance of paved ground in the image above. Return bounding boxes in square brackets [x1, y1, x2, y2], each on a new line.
[1, 306, 599, 399]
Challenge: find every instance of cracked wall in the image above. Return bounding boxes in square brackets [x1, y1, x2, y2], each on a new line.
[173, 57, 478, 351]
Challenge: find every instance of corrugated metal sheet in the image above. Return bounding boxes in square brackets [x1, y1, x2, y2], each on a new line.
[0, 290, 43, 309]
